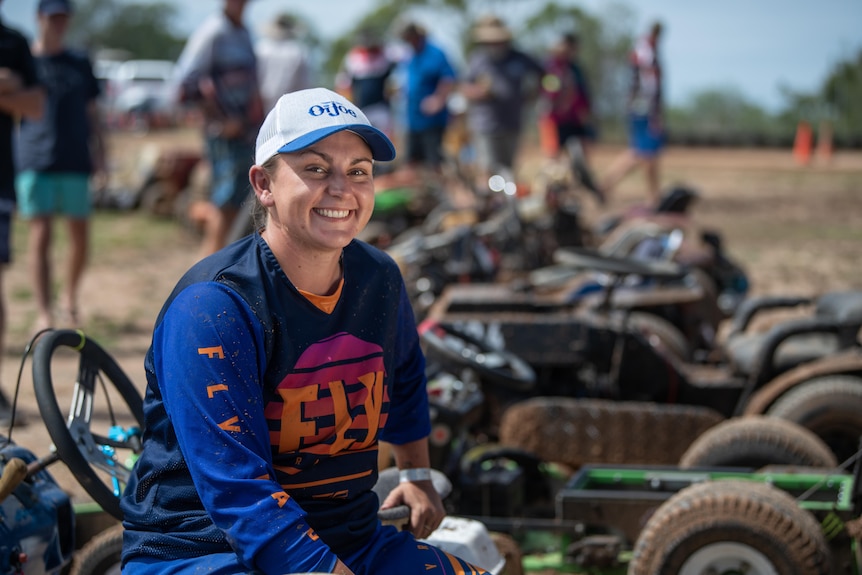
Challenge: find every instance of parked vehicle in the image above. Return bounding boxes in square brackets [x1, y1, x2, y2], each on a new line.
[421, 247, 862, 465]
[104, 59, 176, 130]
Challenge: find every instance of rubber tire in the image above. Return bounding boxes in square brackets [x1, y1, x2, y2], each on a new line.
[32, 329, 144, 520]
[419, 321, 537, 392]
[766, 374, 862, 465]
[70, 523, 123, 575]
[679, 415, 837, 469]
[629, 479, 832, 575]
[627, 311, 692, 362]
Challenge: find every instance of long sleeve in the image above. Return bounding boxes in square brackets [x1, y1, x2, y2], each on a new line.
[153, 281, 338, 574]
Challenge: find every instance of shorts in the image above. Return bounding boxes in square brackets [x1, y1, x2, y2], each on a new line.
[0, 209, 11, 264]
[206, 136, 255, 209]
[556, 122, 595, 146]
[628, 114, 665, 158]
[473, 130, 519, 175]
[15, 171, 92, 218]
[405, 126, 445, 168]
[122, 524, 492, 575]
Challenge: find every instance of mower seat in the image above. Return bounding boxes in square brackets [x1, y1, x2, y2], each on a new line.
[724, 290, 862, 380]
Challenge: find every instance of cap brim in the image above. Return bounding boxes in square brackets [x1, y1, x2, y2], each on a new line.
[277, 125, 396, 162]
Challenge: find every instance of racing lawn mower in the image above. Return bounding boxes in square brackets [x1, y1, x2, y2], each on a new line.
[1, 329, 143, 575]
[421, 247, 862, 469]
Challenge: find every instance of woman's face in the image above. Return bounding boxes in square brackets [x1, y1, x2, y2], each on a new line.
[254, 130, 376, 256]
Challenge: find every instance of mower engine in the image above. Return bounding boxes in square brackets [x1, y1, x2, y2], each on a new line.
[0, 440, 75, 575]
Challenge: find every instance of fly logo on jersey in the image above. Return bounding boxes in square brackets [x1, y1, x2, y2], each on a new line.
[265, 332, 389, 461]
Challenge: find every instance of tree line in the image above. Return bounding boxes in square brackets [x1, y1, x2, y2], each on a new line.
[68, 0, 862, 148]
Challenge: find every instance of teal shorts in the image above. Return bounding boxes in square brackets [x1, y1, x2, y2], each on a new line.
[15, 171, 92, 218]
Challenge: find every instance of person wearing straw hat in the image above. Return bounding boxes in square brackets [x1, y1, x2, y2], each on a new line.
[461, 14, 544, 188]
[121, 88, 493, 575]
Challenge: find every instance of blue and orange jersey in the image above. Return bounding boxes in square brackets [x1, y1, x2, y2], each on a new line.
[121, 234, 430, 574]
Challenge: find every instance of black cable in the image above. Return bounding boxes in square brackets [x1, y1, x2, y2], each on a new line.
[1, 329, 54, 446]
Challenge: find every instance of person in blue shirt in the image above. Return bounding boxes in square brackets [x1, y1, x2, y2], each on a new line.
[397, 22, 456, 173]
[121, 87, 492, 575]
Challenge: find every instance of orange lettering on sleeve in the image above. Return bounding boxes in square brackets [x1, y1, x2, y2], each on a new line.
[306, 527, 320, 541]
[198, 346, 225, 359]
[271, 491, 289, 508]
[218, 416, 241, 432]
[207, 384, 229, 398]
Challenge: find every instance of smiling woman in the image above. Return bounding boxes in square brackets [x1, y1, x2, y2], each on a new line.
[118, 87, 494, 575]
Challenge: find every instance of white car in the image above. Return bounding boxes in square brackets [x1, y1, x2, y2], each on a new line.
[106, 59, 176, 129]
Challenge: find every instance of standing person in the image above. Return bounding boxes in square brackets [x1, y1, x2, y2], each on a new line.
[540, 32, 604, 203]
[255, 12, 311, 114]
[172, 0, 263, 258]
[14, 0, 104, 333]
[121, 87, 491, 575]
[0, 0, 44, 420]
[335, 29, 396, 139]
[397, 22, 456, 174]
[601, 21, 665, 204]
[461, 15, 544, 189]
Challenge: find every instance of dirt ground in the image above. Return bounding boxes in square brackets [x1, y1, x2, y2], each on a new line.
[2, 127, 861, 562]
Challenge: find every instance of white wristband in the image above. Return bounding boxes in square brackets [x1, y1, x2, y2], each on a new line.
[399, 467, 432, 483]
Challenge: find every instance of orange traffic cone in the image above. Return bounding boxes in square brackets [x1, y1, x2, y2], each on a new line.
[793, 121, 813, 165]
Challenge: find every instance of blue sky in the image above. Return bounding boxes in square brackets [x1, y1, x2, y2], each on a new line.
[3, 0, 861, 113]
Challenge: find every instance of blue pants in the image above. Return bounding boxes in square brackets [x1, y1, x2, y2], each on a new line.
[122, 523, 493, 574]
[344, 523, 493, 574]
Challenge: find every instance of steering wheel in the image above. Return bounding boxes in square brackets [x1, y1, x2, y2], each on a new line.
[418, 320, 536, 393]
[32, 329, 144, 520]
[553, 246, 684, 280]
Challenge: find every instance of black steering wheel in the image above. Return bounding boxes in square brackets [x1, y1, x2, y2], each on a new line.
[419, 320, 537, 393]
[32, 329, 144, 520]
[553, 246, 684, 280]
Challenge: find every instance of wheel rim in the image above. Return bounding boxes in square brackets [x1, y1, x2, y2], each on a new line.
[680, 542, 778, 575]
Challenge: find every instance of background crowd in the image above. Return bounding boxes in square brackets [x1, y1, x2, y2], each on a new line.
[0, 0, 668, 418]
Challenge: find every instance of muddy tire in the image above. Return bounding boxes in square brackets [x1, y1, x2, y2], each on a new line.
[766, 375, 862, 465]
[70, 524, 123, 575]
[627, 311, 692, 361]
[629, 480, 832, 575]
[679, 415, 837, 469]
[498, 397, 723, 468]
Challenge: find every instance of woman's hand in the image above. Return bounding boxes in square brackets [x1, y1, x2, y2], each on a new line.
[379, 480, 446, 539]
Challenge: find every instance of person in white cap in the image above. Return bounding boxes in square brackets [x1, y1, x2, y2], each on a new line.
[121, 88, 492, 575]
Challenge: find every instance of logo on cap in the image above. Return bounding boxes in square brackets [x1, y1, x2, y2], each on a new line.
[309, 101, 358, 119]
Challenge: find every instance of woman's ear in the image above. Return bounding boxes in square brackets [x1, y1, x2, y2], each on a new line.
[249, 165, 274, 207]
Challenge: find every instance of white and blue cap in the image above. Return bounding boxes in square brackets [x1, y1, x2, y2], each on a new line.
[255, 87, 396, 166]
